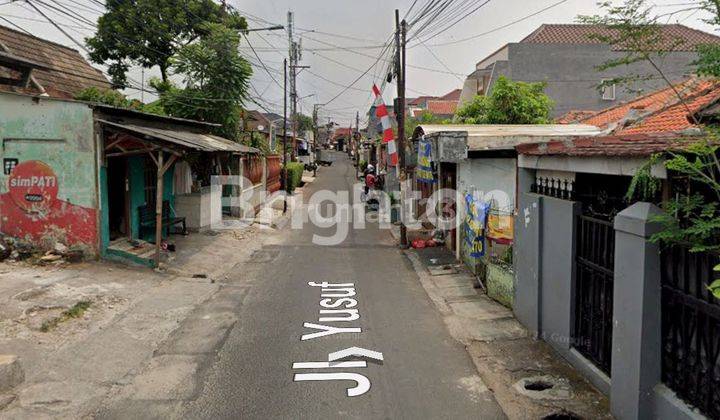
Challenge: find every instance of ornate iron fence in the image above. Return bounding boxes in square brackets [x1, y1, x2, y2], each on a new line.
[661, 245, 720, 419]
[530, 177, 575, 200]
[573, 214, 615, 375]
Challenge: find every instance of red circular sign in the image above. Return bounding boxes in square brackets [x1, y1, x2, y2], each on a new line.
[7, 160, 58, 213]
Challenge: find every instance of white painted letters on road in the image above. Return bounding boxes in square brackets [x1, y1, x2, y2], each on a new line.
[319, 309, 360, 322]
[320, 298, 357, 308]
[301, 322, 361, 341]
[293, 373, 371, 397]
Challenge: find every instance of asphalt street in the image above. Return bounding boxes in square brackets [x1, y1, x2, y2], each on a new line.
[182, 152, 505, 419]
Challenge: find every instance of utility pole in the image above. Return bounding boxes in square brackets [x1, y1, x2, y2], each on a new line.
[287, 11, 310, 162]
[355, 111, 360, 180]
[395, 10, 408, 247]
[313, 104, 319, 176]
[283, 58, 288, 214]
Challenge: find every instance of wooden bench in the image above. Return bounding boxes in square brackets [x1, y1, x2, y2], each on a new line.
[138, 200, 187, 239]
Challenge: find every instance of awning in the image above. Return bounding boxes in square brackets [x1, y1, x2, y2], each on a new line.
[98, 119, 259, 154]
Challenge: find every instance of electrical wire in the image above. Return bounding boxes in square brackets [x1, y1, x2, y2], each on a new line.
[421, 0, 570, 47]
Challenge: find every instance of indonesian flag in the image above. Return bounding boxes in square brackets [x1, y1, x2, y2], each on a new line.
[372, 84, 398, 166]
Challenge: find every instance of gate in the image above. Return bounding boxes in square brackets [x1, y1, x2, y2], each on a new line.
[573, 214, 615, 375]
[661, 246, 720, 418]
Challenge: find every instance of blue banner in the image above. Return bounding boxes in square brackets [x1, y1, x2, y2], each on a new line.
[416, 136, 435, 184]
[463, 193, 489, 258]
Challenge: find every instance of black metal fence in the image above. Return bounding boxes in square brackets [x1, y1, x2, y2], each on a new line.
[573, 214, 615, 375]
[661, 245, 720, 419]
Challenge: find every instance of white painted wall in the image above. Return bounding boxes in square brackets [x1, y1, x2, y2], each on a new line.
[456, 157, 517, 261]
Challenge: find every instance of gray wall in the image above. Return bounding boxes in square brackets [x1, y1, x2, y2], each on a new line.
[490, 43, 697, 117]
[514, 196, 705, 419]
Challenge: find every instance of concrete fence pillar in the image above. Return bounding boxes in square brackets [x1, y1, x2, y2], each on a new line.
[611, 202, 664, 420]
[513, 192, 543, 336]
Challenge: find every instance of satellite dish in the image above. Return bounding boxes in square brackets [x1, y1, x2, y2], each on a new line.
[257, 125, 265, 131]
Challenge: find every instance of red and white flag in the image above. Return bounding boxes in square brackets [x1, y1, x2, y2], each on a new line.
[372, 84, 398, 166]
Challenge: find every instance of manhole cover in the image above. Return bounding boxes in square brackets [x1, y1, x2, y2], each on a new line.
[542, 411, 582, 420]
[513, 375, 572, 400]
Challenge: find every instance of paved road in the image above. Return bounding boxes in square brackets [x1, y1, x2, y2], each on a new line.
[182, 153, 504, 419]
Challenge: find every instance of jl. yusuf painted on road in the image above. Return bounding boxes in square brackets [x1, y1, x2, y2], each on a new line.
[293, 281, 385, 397]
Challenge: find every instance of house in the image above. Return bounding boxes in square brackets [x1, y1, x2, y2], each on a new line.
[410, 123, 602, 307]
[331, 127, 352, 151]
[459, 24, 720, 116]
[408, 89, 461, 120]
[512, 77, 720, 419]
[0, 89, 260, 267]
[0, 24, 110, 98]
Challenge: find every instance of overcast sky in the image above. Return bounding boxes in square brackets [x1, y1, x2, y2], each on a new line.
[0, 0, 715, 125]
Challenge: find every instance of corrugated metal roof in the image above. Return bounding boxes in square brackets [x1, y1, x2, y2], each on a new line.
[414, 124, 603, 151]
[98, 119, 259, 154]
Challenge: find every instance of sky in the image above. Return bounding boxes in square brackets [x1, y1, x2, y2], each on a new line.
[0, 0, 716, 126]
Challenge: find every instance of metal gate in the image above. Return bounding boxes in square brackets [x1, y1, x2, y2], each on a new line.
[573, 214, 615, 375]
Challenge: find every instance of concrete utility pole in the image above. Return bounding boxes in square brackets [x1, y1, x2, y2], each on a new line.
[287, 11, 296, 161]
[355, 111, 360, 180]
[395, 9, 408, 248]
[287, 11, 309, 162]
[283, 58, 288, 214]
[313, 104, 319, 176]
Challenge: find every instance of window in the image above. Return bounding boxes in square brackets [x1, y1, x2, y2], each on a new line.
[601, 81, 616, 101]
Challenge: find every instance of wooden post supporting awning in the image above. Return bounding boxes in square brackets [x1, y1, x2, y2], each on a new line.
[98, 117, 260, 267]
[149, 150, 178, 266]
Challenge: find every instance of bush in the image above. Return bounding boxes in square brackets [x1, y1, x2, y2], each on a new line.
[285, 162, 305, 193]
[359, 160, 368, 172]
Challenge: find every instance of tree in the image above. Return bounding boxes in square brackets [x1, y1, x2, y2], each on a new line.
[405, 110, 449, 137]
[454, 76, 554, 124]
[578, 0, 691, 101]
[296, 114, 315, 133]
[585, 0, 720, 298]
[156, 23, 252, 141]
[86, 0, 246, 88]
[74, 86, 165, 115]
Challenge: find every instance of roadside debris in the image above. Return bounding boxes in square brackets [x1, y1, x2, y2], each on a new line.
[0, 235, 86, 265]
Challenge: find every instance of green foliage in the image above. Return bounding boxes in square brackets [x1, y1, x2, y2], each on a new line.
[285, 162, 305, 193]
[157, 24, 252, 141]
[74, 87, 166, 115]
[453, 76, 553, 124]
[40, 301, 92, 332]
[628, 138, 720, 253]
[405, 110, 449, 137]
[86, 0, 245, 88]
[577, 1, 684, 91]
[626, 155, 662, 202]
[296, 114, 315, 133]
[711, 264, 720, 299]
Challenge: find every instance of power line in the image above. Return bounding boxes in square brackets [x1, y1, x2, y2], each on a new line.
[0, 14, 30, 33]
[421, 0, 570, 47]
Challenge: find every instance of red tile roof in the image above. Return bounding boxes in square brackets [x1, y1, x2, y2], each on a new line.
[408, 96, 435, 106]
[440, 89, 462, 101]
[520, 24, 720, 52]
[426, 100, 457, 116]
[556, 110, 597, 124]
[0, 24, 110, 98]
[579, 77, 720, 135]
[519, 77, 720, 157]
[517, 133, 697, 157]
